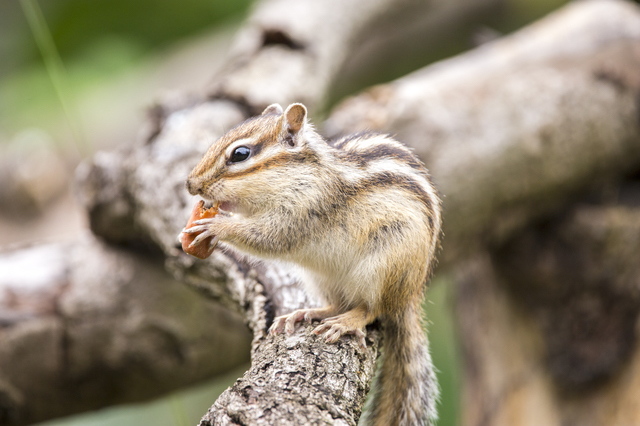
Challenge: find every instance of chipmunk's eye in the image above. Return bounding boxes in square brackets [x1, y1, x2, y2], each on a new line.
[230, 146, 251, 163]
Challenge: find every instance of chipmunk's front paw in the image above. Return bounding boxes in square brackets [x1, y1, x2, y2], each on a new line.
[181, 221, 219, 248]
[179, 207, 224, 259]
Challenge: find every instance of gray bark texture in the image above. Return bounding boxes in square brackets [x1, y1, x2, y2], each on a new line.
[1, 0, 640, 425]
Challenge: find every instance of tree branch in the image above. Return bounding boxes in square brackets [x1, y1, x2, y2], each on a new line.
[0, 237, 251, 426]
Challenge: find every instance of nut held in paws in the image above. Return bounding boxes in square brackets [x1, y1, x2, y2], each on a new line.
[181, 200, 219, 259]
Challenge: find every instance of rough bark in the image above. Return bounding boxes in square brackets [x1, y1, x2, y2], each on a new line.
[0, 237, 251, 425]
[324, 0, 640, 263]
[202, 324, 380, 426]
[456, 184, 640, 425]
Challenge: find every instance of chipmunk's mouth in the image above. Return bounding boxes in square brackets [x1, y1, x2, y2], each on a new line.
[203, 199, 237, 215]
[218, 201, 236, 213]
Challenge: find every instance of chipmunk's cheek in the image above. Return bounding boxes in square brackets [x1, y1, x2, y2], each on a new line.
[219, 201, 235, 212]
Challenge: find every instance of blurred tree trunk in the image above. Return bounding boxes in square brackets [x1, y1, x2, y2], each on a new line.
[456, 193, 640, 426]
[0, 238, 252, 425]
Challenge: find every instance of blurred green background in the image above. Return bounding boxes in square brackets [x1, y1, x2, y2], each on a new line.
[0, 0, 584, 425]
[0, 0, 252, 158]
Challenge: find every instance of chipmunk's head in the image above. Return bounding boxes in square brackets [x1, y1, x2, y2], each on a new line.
[186, 102, 320, 215]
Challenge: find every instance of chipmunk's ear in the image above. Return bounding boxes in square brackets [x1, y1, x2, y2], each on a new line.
[261, 103, 283, 115]
[284, 103, 307, 135]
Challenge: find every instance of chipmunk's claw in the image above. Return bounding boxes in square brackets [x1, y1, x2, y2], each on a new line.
[269, 310, 307, 336]
[193, 218, 217, 226]
[313, 312, 368, 350]
[269, 306, 339, 337]
[182, 224, 209, 234]
[189, 228, 215, 248]
[268, 306, 368, 350]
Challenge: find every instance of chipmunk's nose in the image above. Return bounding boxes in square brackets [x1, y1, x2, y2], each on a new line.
[185, 178, 200, 196]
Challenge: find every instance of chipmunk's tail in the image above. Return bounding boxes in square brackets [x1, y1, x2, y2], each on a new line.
[361, 300, 439, 426]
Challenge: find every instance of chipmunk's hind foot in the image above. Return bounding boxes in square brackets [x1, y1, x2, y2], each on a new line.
[312, 306, 375, 350]
[268, 305, 339, 336]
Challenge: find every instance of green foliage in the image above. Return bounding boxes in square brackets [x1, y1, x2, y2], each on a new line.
[19, 0, 253, 68]
[0, 0, 252, 150]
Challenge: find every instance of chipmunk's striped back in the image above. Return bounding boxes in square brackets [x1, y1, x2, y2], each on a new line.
[326, 132, 441, 426]
[332, 131, 439, 232]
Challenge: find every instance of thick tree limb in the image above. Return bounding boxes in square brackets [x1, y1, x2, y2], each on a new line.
[207, 0, 503, 112]
[0, 237, 251, 426]
[202, 324, 380, 426]
[325, 0, 640, 263]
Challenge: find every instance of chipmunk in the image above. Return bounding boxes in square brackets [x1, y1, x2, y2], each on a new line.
[183, 103, 442, 426]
